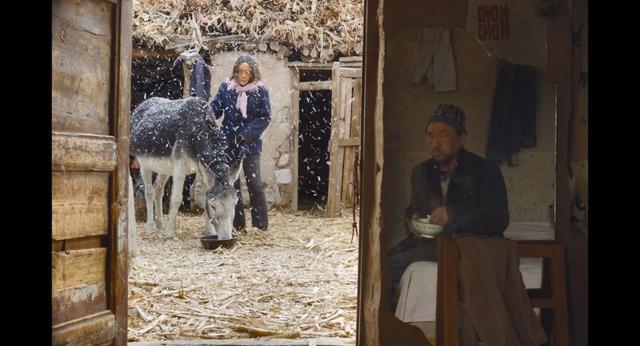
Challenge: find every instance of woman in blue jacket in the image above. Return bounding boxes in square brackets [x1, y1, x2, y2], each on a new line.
[210, 54, 271, 231]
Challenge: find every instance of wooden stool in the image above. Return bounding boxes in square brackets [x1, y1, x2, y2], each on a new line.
[518, 241, 570, 346]
[435, 236, 570, 346]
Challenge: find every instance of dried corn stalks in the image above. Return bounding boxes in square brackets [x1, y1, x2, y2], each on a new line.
[133, 0, 363, 61]
[127, 209, 359, 342]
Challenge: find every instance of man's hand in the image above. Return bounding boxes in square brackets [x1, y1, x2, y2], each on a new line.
[404, 216, 422, 238]
[429, 207, 449, 225]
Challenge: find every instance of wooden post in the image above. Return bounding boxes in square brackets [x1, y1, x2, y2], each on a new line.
[550, 244, 570, 346]
[111, 0, 132, 344]
[357, 0, 381, 343]
[341, 78, 355, 207]
[347, 77, 363, 207]
[290, 68, 300, 211]
[436, 236, 460, 346]
[326, 62, 342, 217]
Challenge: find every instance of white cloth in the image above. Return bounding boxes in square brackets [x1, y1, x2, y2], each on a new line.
[394, 261, 438, 322]
[409, 27, 457, 92]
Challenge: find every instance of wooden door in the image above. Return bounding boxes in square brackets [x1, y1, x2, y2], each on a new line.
[326, 58, 363, 217]
[52, 0, 132, 345]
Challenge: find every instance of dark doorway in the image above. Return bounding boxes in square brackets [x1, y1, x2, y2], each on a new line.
[130, 52, 186, 215]
[298, 70, 332, 211]
[131, 54, 184, 110]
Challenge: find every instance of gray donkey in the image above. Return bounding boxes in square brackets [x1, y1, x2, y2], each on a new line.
[131, 96, 243, 240]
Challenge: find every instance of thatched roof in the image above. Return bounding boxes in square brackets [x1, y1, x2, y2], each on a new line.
[132, 0, 364, 61]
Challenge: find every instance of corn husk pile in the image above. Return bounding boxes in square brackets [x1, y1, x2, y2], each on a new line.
[127, 209, 359, 342]
[133, 0, 364, 59]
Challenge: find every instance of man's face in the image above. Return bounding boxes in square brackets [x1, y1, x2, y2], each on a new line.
[426, 121, 464, 163]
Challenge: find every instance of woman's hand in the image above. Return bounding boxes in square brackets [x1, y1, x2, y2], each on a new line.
[235, 134, 247, 145]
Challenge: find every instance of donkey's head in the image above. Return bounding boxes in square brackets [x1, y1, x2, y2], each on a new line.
[205, 183, 238, 240]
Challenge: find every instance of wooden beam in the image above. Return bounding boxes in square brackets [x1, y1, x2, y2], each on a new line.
[340, 68, 363, 79]
[52, 172, 110, 240]
[286, 61, 333, 70]
[336, 138, 360, 147]
[52, 311, 116, 346]
[290, 68, 300, 211]
[517, 241, 560, 258]
[351, 78, 363, 139]
[339, 56, 363, 63]
[52, 282, 108, 325]
[344, 78, 363, 208]
[294, 80, 333, 91]
[52, 132, 117, 172]
[436, 236, 461, 346]
[341, 63, 363, 69]
[52, 0, 113, 136]
[52, 248, 107, 291]
[341, 78, 355, 207]
[170, 34, 250, 50]
[358, 0, 374, 343]
[52, 235, 107, 252]
[132, 47, 177, 59]
[325, 62, 343, 217]
[112, 1, 132, 344]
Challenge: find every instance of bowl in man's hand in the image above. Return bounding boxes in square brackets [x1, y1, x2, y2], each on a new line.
[411, 217, 444, 237]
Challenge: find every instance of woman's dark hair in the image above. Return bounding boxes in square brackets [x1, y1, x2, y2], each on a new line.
[230, 54, 262, 83]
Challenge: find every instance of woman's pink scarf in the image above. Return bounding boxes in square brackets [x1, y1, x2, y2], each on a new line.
[227, 79, 263, 118]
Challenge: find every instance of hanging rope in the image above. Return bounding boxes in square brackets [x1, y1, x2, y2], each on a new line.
[351, 149, 360, 243]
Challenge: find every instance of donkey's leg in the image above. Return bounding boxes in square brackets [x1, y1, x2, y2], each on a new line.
[167, 172, 186, 239]
[153, 174, 169, 233]
[139, 167, 155, 234]
[197, 163, 216, 236]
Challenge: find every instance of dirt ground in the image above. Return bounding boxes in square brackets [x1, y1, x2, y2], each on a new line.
[127, 208, 359, 343]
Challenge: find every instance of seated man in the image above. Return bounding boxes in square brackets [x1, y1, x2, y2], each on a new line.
[388, 104, 510, 335]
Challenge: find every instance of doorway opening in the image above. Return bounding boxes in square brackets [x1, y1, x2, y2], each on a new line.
[297, 70, 333, 212]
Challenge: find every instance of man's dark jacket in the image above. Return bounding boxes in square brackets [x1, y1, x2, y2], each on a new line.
[407, 148, 510, 236]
